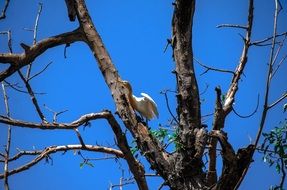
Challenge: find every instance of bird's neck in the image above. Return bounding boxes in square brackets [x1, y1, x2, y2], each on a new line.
[127, 90, 136, 109]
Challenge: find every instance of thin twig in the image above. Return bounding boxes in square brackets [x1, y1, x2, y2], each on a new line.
[270, 34, 286, 69]
[0, 150, 42, 162]
[163, 39, 172, 53]
[279, 157, 286, 189]
[26, 3, 43, 79]
[200, 83, 209, 96]
[0, 30, 12, 53]
[64, 43, 70, 58]
[194, 58, 235, 76]
[251, 32, 287, 46]
[216, 24, 248, 30]
[232, 94, 259, 119]
[271, 54, 287, 78]
[1, 82, 12, 190]
[28, 61, 53, 81]
[268, 92, 287, 109]
[43, 104, 68, 123]
[3, 80, 45, 95]
[160, 90, 179, 124]
[18, 70, 47, 123]
[0, 0, 10, 20]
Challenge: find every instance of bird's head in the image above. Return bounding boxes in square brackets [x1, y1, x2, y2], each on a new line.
[121, 80, 133, 93]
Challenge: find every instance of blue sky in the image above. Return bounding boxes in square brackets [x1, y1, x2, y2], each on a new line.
[0, 0, 286, 189]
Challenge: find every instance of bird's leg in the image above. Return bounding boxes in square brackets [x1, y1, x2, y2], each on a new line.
[135, 113, 148, 126]
[135, 114, 143, 123]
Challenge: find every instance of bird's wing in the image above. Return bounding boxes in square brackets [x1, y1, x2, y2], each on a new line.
[141, 93, 159, 118]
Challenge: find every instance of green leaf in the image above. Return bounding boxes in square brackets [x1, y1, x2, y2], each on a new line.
[275, 163, 281, 174]
[80, 162, 85, 169]
[85, 162, 94, 168]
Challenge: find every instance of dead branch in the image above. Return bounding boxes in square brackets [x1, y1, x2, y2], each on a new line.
[1, 82, 12, 190]
[73, 2, 170, 190]
[268, 92, 287, 109]
[160, 90, 179, 124]
[3, 80, 45, 95]
[0, 150, 42, 162]
[216, 24, 248, 30]
[232, 94, 259, 119]
[74, 128, 86, 147]
[0, 27, 85, 82]
[200, 83, 209, 96]
[209, 130, 236, 162]
[235, 0, 281, 188]
[28, 61, 53, 81]
[0, 111, 111, 129]
[207, 87, 224, 186]
[194, 58, 235, 76]
[43, 104, 68, 123]
[65, 0, 77, 21]
[0, 0, 10, 20]
[223, 0, 254, 114]
[0, 144, 124, 179]
[272, 54, 287, 78]
[105, 110, 149, 190]
[250, 32, 287, 46]
[18, 70, 47, 123]
[26, 2, 43, 79]
[0, 30, 12, 53]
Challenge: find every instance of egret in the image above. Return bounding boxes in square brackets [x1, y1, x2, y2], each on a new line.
[122, 80, 159, 123]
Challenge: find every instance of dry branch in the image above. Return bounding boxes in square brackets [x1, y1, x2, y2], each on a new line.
[0, 144, 124, 179]
[0, 28, 85, 81]
[0, 111, 111, 129]
[223, 0, 254, 114]
[18, 70, 47, 123]
[235, 0, 282, 188]
[73, 1, 170, 189]
[0, 0, 10, 20]
[194, 58, 235, 76]
[1, 82, 12, 190]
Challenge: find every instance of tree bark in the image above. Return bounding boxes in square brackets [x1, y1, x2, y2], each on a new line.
[168, 0, 208, 189]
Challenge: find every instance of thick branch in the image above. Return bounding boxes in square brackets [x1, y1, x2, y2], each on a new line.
[0, 28, 85, 82]
[207, 87, 224, 186]
[167, 1, 208, 189]
[65, 0, 77, 21]
[172, 0, 201, 132]
[0, 144, 123, 179]
[73, 2, 170, 189]
[105, 111, 148, 190]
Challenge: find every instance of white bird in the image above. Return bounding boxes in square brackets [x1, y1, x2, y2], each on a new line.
[122, 80, 159, 122]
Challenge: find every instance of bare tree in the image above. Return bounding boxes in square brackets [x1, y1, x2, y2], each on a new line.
[0, 0, 286, 190]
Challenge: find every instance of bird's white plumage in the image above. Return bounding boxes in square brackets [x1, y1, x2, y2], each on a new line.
[132, 93, 159, 120]
[121, 80, 159, 121]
